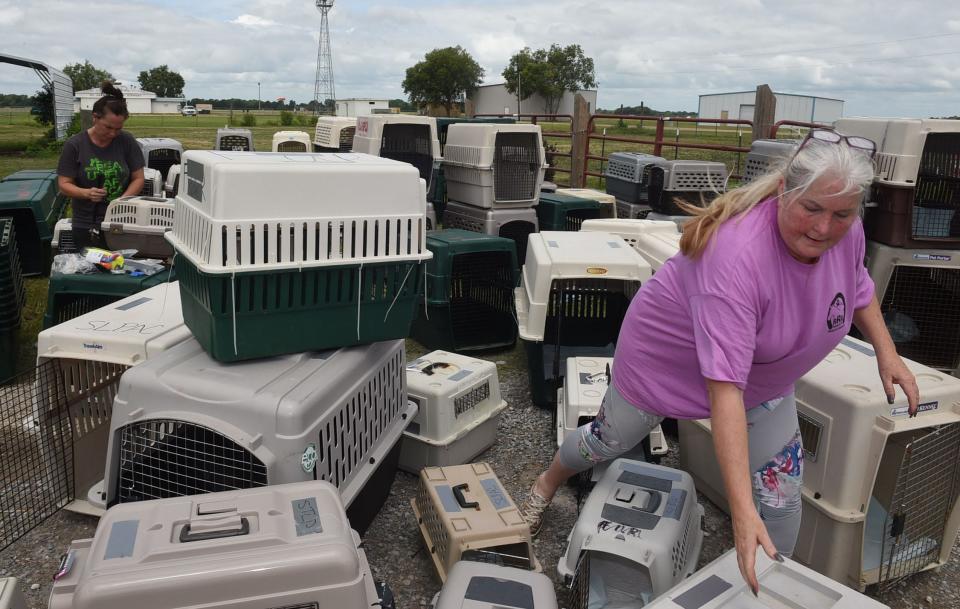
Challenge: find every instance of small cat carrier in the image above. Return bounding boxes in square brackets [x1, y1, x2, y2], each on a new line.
[444, 124, 547, 208]
[0, 578, 26, 609]
[34, 282, 190, 516]
[163, 163, 181, 196]
[580, 218, 681, 272]
[271, 130, 312, 152]
[679, 337, 960, 590]
[836, 117, 960, 249]
[52, 218, 75, 255]
[139, 167, 163, 197]
[556, 188, 616, 215]
[401, 350, 509, 472]
[102, 337, 414, 535]
[165, 150, 431, 361]
[410, 229, 519, 352]
[136, 137, 183, 182]
[352, 115, 440, 187]
[537, 192, 609, 232]
[100, 195, 175, 259]
[215, 127, 254, 151]
[314, 116, 358, 152]
[515, 231, 650, 407]
[412, 462, 540, 582]
[559, 458, 704, 609]
[603, 152, 668, 204]
[647, 160, 728, 215]
[443, 200, 538, 265]
[0, 172, 65, 275]
[742, 139, 800, 184]
[615, 199, 652, 219]
[641, 549, 889, 609]
[430, 561, 558, 609]
[47, 481, 388, 609]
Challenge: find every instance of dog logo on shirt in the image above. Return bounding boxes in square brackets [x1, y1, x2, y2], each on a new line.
[826, 292, 846, 332]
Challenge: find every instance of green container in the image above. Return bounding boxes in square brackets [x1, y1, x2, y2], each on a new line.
[42, 267, 177, 330]
[0, 327, 16, 384]
[0, 218, 25, 330]
[410, 229, 519, 352]
[436, 117, 517, 152]
[536, 192, 604, 231]
[0, 177, 66, 276]
[428, 162, 447, 218]
[175, 256, 425, 362]
[1, 169, 58, 183]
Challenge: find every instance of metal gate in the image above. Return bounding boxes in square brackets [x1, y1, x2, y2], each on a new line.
[878, 423, 960, 587]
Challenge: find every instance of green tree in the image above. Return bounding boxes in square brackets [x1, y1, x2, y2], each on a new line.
[402, 46, 484, 116]
[62, 60, 114, 92]
[502, 44, 596, 115]
[137, 65, 185, 97]
[30, 84, 55, 126]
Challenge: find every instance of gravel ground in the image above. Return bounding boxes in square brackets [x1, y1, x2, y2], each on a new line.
[2, 339, 958, 608]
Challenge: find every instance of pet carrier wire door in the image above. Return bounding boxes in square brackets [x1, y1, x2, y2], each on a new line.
[615, 199, 652, 219]
[559, 458, 704, 609]
[101, 196, 175, 258]
[165, 150, 432, 362]
[52, 218, 75, 255]
[444, 124, 547, 208]
[401, 350, 509, 472]
[836, 117, 960, 249]
[442, 201, 538, 266]
[271, 130, 312, 152]
[537, 192, 608, 232]
[411, 462, 541, 582]
[102, 337, 415, 535]
[515, 231, 651, 407]
[139, 167, 164, 197]
[431, 561, 558, 609]
[647, 160, 728, 215]
[641, 549, 889, 609]
[34, 282, 190, 516]
[136, 137, 183, 182]
[580, 218, 681, 272]
[215, 127, 254, 151]
[411, 229, 519, 352]
[48, 481, 387, 609]
[863, 240, 960, 373]
[603, 152, 667, 204]
[314, 116, 358, 152]
[352, 115, 440, 187]
[742, 139, 800, 184]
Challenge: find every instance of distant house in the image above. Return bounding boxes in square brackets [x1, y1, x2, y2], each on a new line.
[335, 98, 390, 117]
[698, 91, 844, 124]
[73, 83, 185, 114]
[467, 83, 597, 116]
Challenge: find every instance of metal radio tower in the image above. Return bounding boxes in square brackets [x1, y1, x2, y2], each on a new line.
[313, 0, 335, 115]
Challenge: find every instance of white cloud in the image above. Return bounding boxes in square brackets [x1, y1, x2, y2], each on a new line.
[231, 14, 277, 27]
[0, 4, 25, 26]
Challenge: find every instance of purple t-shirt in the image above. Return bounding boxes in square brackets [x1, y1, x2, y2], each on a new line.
[612, 197, 875, 419]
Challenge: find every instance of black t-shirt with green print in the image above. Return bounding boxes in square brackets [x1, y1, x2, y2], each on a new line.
[57, 130, 145, 229]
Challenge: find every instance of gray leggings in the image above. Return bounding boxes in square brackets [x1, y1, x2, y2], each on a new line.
[558, 383, 804, 556]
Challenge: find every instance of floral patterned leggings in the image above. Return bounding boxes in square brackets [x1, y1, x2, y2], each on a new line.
[558, 383, 804, 556]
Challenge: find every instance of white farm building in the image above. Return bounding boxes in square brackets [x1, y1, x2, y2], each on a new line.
[73, 83, 184, 114]
[698, 91, 844, 124]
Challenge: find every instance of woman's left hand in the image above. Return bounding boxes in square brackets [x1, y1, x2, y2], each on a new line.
[877, 351, 920, 416]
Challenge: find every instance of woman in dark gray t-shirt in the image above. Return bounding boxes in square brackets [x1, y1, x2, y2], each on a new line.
[57, 81, 145, 250]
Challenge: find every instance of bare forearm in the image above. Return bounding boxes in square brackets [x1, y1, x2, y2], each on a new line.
[57, 178, 90, 200]
[853, 296, 896, 356]
[707, 380, 754, 515]
[121, 177, 144, 198]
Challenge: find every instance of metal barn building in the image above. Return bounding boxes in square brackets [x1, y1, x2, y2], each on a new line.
[698, 91, 844, 124]
[468, 83, 597, 116]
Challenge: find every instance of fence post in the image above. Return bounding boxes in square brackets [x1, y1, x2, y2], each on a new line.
[570, 94, 590, 188]
[752, 84, 776, 142]
[653, 119, 665, 157]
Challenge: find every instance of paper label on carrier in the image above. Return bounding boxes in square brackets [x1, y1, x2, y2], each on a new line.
[291, 497, 323, 536]
[913, 253, 951, 262]
[301, 443, 318, 473]
[480, 478, 511, 510]
[891, 401, 939, 417]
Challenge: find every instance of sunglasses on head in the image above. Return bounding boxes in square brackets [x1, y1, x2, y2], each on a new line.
[798, 129, 876, 158]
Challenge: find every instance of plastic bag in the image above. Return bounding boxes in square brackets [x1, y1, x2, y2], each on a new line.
[51, 253, 99, 275]
[82, 247, 124, 271]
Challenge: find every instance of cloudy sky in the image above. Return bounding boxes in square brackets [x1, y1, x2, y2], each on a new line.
[1, 0, 959, 117]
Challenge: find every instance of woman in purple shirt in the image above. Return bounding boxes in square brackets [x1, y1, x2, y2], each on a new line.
[520, 130, 920, 594]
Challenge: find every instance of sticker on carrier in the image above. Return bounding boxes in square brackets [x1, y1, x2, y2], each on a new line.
[891, 401, 939, 417]
[912, 253, 952, 262]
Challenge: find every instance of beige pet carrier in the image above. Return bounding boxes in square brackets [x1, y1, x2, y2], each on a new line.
[47, 481, 385, 609]
[430, 561, 558, 609]
[411, 462, 540, 581]
[0, 579, 26, 609]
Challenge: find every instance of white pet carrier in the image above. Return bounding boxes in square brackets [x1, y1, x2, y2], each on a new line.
[615, 199, 652, 219]
[431, 561, 558, 609]
[444, 124, 547, 208]
[541, 180, 558, 193]
[139, 167, 163, 197]
[646, 211, 695, 228]
[580, 218, 681, 272]
[679, 337, 960, 590]
[136, 137, 183, 182]
[742, 139, 800, 184]
[102, 337, 415, 534]
[314, 116, 357, 152]
[559, 458, 704, 609]
[215, 127, 254, 151]
[556, 356, 668, 457]
[52, 218, 75, 255]
[443, 200, 538, 263]
[515, 231, 651, 343]
[426, 201, 437, 231]
[865, 240, 960, 374]
[271, 130, 312, 152]
[0, 579, 26, 609]
[401, 351, 509, 473]
[48, 481, 385, 609]
[641, 549, 889, 609]
[100, 195, 175, 259]
[556, 188, 617, 215]
[35, 282, 189, 516]
[163, 163, 181, 196]
[352, 115, 440, 187]
[603, 152, 667, 204]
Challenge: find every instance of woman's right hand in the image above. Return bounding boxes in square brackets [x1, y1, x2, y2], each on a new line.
[732, 507, 780, 596]
[87, 187, 107, 202]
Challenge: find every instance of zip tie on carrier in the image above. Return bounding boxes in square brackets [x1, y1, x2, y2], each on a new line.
[231, 271, 238, 356]
[383, 261, 417, 323]
[356, 263, 363, 341]
[159, 250, 177, 317]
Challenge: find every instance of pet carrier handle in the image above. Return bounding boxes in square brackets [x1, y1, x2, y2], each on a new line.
[179, 516, 250, 543]
[640, 490, 661, 513]
[452, 484, 480, 510]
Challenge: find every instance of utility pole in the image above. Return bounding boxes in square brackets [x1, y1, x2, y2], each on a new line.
[258, 82, 261, 111]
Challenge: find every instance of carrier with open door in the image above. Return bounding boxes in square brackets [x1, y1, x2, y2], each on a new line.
[352, 115, 440, 188]
[443, 200, 538, 265]
[136, 137, 183, 183]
